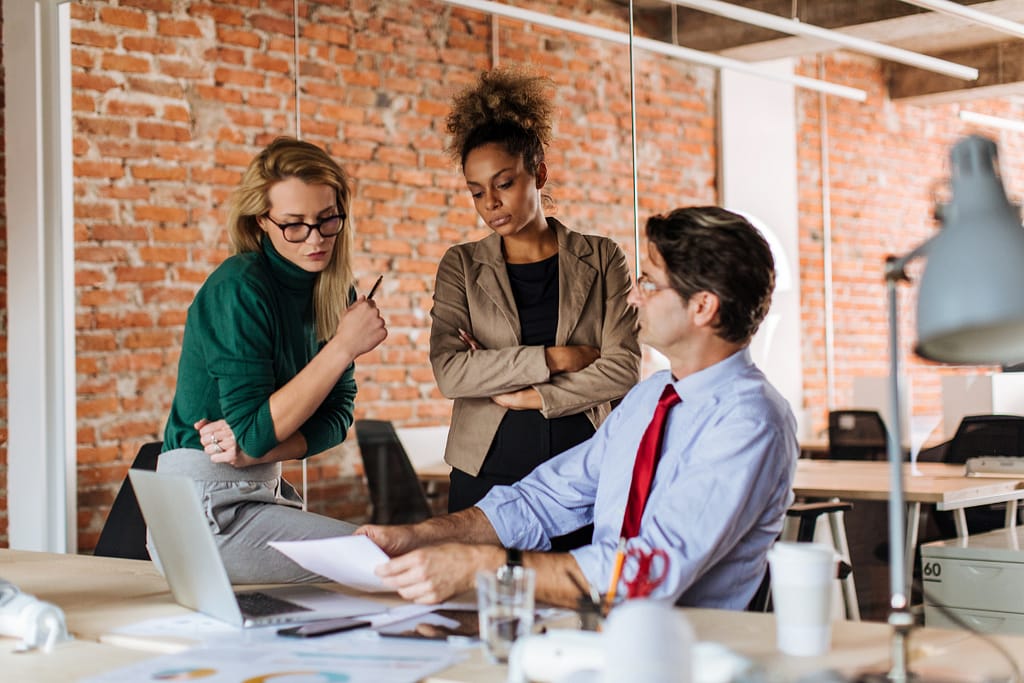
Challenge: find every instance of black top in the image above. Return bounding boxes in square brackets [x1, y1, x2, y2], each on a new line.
[449, 254, 594, 506]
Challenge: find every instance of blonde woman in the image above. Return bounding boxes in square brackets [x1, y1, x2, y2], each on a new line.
[158, 137, 387, 583]
[431, 69, 640, 550]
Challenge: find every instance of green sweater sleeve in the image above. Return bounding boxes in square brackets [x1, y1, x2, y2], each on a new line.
[196, 273, 282, 458]
[165, 247, 358, 459]
[299, 359, 357, 456]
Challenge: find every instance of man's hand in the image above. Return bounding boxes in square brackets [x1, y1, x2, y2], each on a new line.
[545, 345, 600, 374]
[355, 524, 422, 557]
[375, 543, 503, 604]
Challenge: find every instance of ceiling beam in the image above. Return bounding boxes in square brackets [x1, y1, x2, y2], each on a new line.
[889, 39, 1024, 103]
[615, 0, 955, 49]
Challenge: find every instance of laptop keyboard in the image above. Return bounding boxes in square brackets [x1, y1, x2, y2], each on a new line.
[236, 590, 313, 618]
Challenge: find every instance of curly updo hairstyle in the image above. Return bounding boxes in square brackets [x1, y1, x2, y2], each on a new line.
[445, 67, 555, 175]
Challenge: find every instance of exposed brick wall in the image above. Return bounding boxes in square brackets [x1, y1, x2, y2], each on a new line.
[5, 1, 1019, 551]
[0, 1, 7, 548]
[796, 54, 1024, 438]
[67, 0, 715, 551]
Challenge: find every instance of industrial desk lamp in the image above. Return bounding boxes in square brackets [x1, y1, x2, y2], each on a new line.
[880, 135, 1024, 683]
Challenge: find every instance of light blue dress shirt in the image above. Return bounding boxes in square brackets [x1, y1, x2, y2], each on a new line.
[476, 348, 798, 609]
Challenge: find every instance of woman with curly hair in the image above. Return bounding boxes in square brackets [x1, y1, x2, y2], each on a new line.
[430, 68, 640, 550]
[158, 137, 387, 583]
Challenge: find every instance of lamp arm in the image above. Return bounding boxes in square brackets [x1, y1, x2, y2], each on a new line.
[883, 236, 936, 683]
[884, 237, 934, 284]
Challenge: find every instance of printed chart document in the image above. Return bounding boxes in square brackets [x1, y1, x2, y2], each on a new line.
[81, 632, 464, 683]
[270, 535, 391, 592]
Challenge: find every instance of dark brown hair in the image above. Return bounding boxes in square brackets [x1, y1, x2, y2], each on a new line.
[646, 207, 775, 345]
[445, 67, 554, 174]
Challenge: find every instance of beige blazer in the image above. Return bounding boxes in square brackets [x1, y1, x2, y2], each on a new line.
[430, 218, 641, 476]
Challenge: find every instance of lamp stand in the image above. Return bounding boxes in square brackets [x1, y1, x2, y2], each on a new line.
[881, 247, 930, 683]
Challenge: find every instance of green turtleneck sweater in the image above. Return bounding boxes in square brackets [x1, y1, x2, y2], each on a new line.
[163, 237, 357, 458]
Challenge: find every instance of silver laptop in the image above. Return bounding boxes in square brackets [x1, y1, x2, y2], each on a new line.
[129, 469, 370, 628]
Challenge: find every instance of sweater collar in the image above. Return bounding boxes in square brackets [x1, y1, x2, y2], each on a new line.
[261, 234, 319, 293]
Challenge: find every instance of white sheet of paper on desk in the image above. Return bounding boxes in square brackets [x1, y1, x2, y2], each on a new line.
[269, 535, 391, 592]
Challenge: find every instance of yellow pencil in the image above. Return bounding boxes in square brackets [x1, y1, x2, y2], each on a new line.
[605, 537, 627, 610]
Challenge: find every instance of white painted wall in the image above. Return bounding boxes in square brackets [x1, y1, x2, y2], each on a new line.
[719, 61, 806, 438]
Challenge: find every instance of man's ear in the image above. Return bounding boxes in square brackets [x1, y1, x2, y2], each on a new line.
[535, 161, 548, 189]
[691, 291, 720, 328]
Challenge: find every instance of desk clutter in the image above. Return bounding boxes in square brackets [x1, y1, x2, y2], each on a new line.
[0, 579, 71, 653]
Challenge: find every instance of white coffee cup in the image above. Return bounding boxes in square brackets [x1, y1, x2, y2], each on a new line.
[766, 542, 837, 656]
[601, 600, 694, 683]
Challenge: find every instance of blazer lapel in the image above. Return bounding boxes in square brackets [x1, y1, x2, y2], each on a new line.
[473, 234, 521, 342]
[553, 220, 596, 345]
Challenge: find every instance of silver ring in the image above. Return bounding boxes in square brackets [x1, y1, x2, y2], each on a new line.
[211, 442, 224, 454]
[210, 434, 219, 445]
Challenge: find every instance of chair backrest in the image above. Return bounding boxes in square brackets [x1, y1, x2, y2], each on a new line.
[354, 419, 432, 525]
[94, 440, 162, 559]
[827, 409, 889, 461]
[945, 414, 1024, 464]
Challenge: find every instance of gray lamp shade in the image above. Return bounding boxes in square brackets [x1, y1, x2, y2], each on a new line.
[916, 136, 1024, 364]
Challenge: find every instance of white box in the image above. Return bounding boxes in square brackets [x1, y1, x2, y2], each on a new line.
[852, 375, 911, 445]
[942, 374, 1024, 439]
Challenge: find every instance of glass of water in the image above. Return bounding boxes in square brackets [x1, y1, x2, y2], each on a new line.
[476, 565, 535, 663]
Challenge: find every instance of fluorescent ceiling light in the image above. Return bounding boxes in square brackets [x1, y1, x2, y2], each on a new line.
[439, 0, 866, 101]
[666, 0, 978, 81]
[898, 0, 1024, 40]
[959, 110, 1024, 133]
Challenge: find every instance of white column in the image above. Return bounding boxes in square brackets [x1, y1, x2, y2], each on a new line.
[719, 60, 805, 438]
[4, 0, 76, 552]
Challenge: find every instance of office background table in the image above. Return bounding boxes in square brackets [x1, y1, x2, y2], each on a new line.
[4, 549, 1024, 683]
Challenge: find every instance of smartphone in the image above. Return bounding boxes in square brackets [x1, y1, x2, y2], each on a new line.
[377, 608, 480, 641]
[277, 616, 372, 638]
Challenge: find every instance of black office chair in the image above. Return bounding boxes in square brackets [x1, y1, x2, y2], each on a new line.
[748, 501, 855, 615]
[936, 414, 1024, 536]
[94, 441, 162, 560]
[354, 419, 433, 525]
[827, 409, 889, 461]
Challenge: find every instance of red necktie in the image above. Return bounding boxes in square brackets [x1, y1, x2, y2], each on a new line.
[620, 384, 681, 539]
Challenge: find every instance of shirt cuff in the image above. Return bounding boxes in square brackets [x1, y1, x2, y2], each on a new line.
[569, 543, 609, 593]
[476, 486, 552, 551]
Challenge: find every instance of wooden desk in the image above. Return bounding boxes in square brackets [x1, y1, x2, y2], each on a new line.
[429, 608, 1024, 683]
[794, 460, 1024, 590]
[4, 550, 1024, 682]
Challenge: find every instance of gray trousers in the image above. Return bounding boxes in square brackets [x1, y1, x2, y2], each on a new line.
[156, 449, 357, 584]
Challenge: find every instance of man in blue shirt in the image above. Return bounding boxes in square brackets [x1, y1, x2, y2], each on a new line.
[358, 207, 798, 609]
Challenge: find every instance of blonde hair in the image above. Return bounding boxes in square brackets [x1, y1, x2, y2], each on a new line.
[445, 67, 555, 174]
[227, 137, 354, 342]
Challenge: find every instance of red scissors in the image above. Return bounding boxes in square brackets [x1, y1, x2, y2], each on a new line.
[622, 547, 669, 599]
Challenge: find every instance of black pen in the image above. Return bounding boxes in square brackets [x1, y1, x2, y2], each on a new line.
[366, 274, 383, 300]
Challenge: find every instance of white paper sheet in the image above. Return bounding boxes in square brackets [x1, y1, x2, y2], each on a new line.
[270, 535, 392, 592]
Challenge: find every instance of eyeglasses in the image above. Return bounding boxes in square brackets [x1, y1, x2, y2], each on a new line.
[636, 274, 673, 297]
[264, 212, 346, 243]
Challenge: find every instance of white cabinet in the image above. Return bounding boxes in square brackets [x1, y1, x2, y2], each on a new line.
[921, 527, 1024, 635]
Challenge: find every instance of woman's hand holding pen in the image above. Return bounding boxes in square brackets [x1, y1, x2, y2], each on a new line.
[334, 297, 387, 360]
